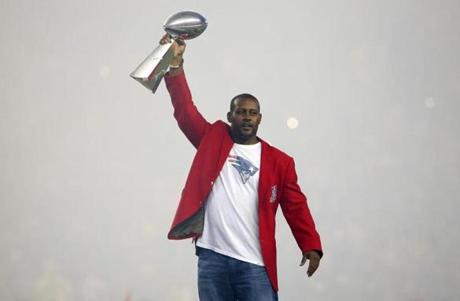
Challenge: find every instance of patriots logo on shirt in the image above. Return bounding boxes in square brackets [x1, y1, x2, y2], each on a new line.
[228, 155, 259, 184]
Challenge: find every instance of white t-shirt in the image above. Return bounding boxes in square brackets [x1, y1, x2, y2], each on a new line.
[196, 142, 264, 266]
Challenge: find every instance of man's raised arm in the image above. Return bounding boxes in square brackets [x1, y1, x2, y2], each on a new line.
[160, 34, 210, 149]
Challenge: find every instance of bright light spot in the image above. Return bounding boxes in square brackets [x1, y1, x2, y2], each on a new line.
[99, 66, 111, 78]
[424, 97, 435, 109]
[143, 223, 155, 236]
[287, 117, 299, 129]
[139, 264, 155, 276]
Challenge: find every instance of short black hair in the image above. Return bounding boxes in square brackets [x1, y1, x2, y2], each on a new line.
[229, 93, 260, 112]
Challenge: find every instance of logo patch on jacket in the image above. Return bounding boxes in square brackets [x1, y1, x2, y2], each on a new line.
[228, 155, 259, 184]
[270, 185, 278, 203]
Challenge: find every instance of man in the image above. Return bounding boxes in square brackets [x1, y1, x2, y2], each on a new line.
[160, 35, 323, 301]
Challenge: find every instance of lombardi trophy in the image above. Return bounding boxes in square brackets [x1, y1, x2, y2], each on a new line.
[130, 11, 207, 93]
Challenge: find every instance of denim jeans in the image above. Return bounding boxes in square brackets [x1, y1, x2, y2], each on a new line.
[196, 246, 278, 301]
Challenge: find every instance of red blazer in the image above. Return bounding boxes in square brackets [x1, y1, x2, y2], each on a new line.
[164, 70, 322, 291]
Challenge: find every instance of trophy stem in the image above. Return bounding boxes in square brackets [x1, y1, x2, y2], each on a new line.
[130, 41, 174, 93]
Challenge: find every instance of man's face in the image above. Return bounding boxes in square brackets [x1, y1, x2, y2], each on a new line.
[227, 98, 262, 144]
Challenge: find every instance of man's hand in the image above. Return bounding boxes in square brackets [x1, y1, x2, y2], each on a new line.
[300, 250, 321, 277]
[159, 33, 186, 67]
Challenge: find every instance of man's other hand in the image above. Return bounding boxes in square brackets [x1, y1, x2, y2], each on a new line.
[300, 250, 321, 277]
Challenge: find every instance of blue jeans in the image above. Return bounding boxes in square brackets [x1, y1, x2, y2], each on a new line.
[196, 247, 278, 301]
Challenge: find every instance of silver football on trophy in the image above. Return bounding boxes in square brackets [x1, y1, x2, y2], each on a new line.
[164, 11, 208, 40]
[130, 11, 207, 93]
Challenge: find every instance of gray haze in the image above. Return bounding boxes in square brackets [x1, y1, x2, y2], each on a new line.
[1, 0, 459, 300]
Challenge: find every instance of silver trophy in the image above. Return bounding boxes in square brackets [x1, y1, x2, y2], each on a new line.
[130, 11, 207, 93]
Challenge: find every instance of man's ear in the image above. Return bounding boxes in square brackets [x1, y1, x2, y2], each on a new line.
[227, 112, 232, 123]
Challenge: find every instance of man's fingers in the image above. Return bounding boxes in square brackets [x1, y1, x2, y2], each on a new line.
[306, 256, 320, 277]
[175, 38, 185, 46]
[159, 33, 171, 44]
[299, 255, 307, 266]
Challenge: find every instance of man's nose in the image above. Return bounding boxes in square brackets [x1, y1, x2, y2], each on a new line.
[242, 114, 252, 121]
[242, 111, 252, 118]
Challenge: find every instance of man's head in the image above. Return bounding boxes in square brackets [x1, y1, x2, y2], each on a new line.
[227, 93, 262, 145]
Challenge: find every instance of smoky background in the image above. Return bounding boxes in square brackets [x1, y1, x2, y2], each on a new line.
[1, 0, 459, 300]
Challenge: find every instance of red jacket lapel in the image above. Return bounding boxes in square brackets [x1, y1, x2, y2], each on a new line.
[258, 140, 272, 204]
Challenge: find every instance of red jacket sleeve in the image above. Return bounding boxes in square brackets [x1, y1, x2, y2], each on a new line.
[280, 158, 323, 256]
[164, 70, 211, 149]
